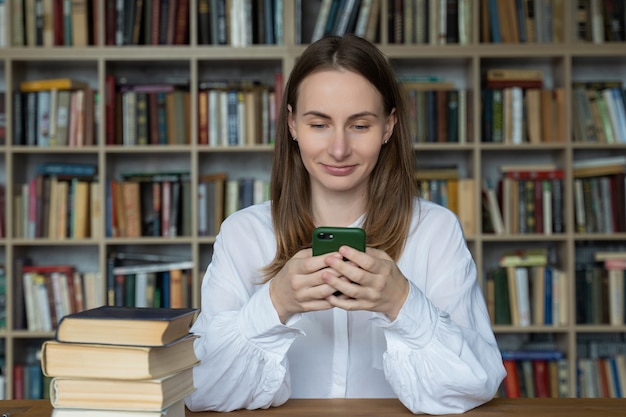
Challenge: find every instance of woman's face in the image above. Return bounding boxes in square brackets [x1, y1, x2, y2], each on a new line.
[288, 69, 396, 198]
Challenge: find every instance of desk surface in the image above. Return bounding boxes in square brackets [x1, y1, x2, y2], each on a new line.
[2, 398, 626, 416]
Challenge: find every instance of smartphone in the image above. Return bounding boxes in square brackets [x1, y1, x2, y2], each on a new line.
[312, 227, 366, 256]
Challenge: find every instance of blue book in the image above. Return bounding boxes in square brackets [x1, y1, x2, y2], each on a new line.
[609, 357, 622, 398]
[227, 90, 239, 146]
[543, 266, 553, 325]
[500, 350, 564, 361]
[37, 163, 97, 177]
[488, 0, 502, 43]
[516, 0, 527, 42]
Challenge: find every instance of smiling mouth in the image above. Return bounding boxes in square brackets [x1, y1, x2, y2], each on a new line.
[322, 164, 357, 175]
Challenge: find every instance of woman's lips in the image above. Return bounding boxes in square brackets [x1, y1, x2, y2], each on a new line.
[321, 164, 357, 176]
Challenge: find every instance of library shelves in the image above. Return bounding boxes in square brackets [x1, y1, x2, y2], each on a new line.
[0, 0, 625, 400]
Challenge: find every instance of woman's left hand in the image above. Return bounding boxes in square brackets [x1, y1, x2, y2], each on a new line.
[321, 246, 410, 321]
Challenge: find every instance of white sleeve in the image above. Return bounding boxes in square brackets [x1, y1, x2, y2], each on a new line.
[372, 214, 506, 414]
[184, 216, 303, 412]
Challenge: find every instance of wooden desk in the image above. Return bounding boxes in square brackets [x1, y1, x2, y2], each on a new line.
[2, 398, 625, 417]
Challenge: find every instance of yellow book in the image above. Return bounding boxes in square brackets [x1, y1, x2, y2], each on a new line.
[50, 368, 194, 411]
[42, 334, 199, 380]
[20, 78, 89, 92]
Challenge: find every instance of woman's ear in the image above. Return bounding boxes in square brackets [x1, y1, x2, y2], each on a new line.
[383, 108, 397, 143]
[287, 104, 297, 139]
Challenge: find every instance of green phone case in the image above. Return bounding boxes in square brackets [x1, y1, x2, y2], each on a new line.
[312, 227, 366, 256]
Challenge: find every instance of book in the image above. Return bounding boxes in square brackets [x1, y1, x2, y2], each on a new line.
[50, 368, 195, 411]
[51, 398, 186, 417]
[499, 248, 549, 267]
[55, 305, 197, 346]
[41, 334, 199, 380]
[20, 78, 90, 92]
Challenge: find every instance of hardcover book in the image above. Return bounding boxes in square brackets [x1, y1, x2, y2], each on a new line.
[51, 399, 186, 417]
[50, 367, 195, 411]
[41, 334, 198, 380]
[55, 305, 197, 346]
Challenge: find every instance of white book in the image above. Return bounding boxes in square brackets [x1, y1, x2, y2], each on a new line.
[590, 0, 605, 43]
[112, 261, 194, 276]
[36, 274, 53, 330]
[225, 179, 239, 216]
[354, 0, 373, 37]
[574, 178, 586, 232]
[602, 89, 625, 144]
[458, 0, 472, 45]
[208, 89, 219, 146]
[515, 266, 531, 326]
[135, 271, 149, 307]
[37, 90, 51, 146]
[22, 273, 40, 331]
[542, 180, 552, 234]
[253, 179, 266, 204]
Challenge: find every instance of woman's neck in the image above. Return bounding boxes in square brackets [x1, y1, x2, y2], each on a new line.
[311, 190, 367, 227]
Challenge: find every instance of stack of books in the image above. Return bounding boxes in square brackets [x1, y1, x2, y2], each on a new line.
[40, 305, 199, 417]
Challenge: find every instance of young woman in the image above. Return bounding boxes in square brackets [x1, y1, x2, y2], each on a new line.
[185, 35, 505, 414]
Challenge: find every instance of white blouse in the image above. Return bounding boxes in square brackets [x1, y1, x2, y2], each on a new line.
[185, 199, 506, 414]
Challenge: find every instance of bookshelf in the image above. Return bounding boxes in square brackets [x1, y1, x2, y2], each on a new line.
[1, 0, 625, 400]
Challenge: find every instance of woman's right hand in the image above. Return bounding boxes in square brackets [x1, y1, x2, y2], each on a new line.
[269, 248, 342, 323]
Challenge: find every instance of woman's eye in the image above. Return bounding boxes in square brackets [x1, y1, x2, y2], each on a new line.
[310, 124, 325, 129]
[354, 124, 370, 130]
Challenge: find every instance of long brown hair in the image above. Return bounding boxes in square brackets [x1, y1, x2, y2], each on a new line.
[261, 35, 417, 280]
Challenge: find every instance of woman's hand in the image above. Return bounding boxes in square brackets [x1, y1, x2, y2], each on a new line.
[321, 246, 410, 321]
[269, 248, 343, 323]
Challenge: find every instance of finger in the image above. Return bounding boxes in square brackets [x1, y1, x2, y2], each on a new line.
[322, 271, 361, 299]
[324, 254, 366, 285]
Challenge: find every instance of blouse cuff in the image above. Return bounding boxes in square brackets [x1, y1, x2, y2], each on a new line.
[370, 280, 440, 351]
[238, 282, 304, 356]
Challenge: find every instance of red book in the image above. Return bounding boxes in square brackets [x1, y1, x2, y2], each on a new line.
[105, 0, 116, 45]
[198, 90, 209, 145]
[534, 179, 544, 234]
[502, 359, 521, 398]
[532, 360, 550, 397]
[13, 364, 25, 400]
[174, 0, 189, 44]
[274, 72, 284, 120]
[53, 0, 65, 45]
[166, 0, 179, 45]
[150, 0, 162, 45]
[504, 169, 565, 180]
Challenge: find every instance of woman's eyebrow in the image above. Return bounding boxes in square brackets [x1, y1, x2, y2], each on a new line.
[302, 110, 379, 119]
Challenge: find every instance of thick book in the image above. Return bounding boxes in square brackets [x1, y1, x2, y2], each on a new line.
[41, 333, 198, 380]
[51, 398, 186, 417]
[54, 305, 197, 346]
[50, 367, 194, 411]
